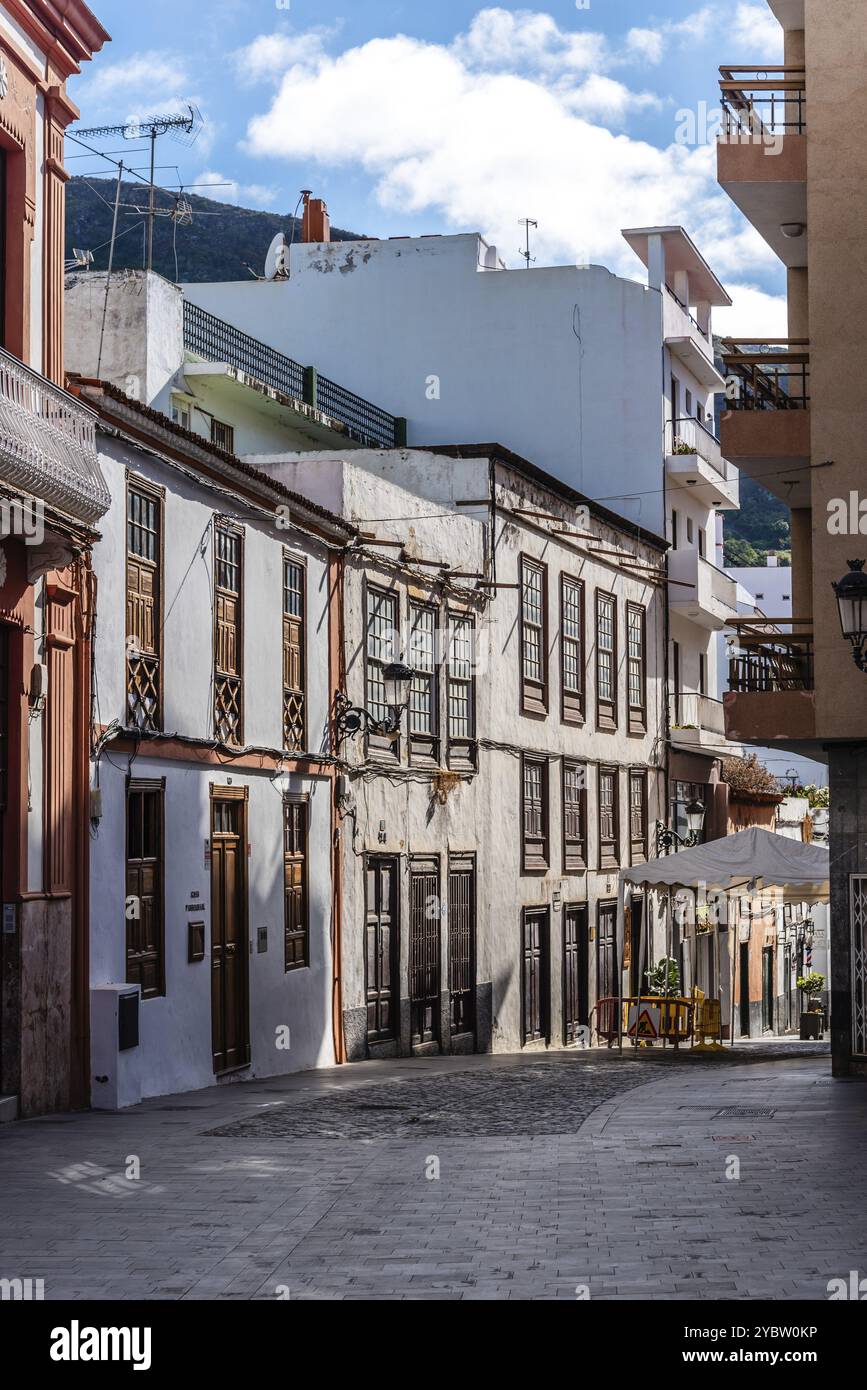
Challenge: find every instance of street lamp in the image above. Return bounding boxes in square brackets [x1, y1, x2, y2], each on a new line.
[832, 559, 867, 672]
[335, 661, 416, 741]
[655, 797, 706, 856]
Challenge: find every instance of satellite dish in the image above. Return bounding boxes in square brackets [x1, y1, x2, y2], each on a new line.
[264, 233, 289, 281]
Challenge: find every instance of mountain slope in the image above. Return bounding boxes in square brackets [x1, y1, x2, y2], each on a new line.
[65, 177, 362, 283]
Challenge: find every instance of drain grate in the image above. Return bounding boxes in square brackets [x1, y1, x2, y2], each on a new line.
[713, 1106, 775, 1119]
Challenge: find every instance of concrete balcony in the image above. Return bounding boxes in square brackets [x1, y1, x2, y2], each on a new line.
[717, 66, 807, 268]
[719, 340, 811, 506]
[665, 418, 739, 510]
[669, 692, 728, 754]
[663, 291, 725, 390]
[0, 347, 109, 525]
[183, 301, 406, 451]
[668, 548, 738, 631]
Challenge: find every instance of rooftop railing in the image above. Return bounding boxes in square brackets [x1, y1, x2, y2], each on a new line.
[721, 339, 810, 411]
[719, 66, 807, 138]
[0, 346, 109, 524]
[183, 300, 405, 449]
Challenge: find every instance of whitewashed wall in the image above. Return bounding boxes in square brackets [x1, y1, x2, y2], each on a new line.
[89, 434, 336, 1099]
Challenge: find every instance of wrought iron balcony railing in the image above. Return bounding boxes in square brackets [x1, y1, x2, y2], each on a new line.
[719, 66, 807, 138]
[721, 340, 810, 411]
[183, 301, 406, 450]
[0, 345, 110, 525]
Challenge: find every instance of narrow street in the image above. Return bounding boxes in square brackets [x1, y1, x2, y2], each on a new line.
[1, 1042, 862, 1302]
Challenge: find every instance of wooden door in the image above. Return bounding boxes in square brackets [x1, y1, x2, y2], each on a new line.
[563, 905, 589, 1044]
[448, 859, 476, 1037]
[366, 857, 398, 1042]
[409, 860, 440, 1046]
[211, 796, 250, 1073]
[522, 908, 549, 1044]
[596, 901, 618, 1005]
[739, 942, 750, 1037]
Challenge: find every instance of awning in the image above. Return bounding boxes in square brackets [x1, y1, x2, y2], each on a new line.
[620, 827, 829, 901]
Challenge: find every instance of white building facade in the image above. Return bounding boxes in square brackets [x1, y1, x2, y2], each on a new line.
[182, 220, 741, 843]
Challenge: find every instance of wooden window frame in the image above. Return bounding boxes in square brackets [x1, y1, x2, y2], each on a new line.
[560, 574, 585, 725]
[283, 796, 309, 971]
[629, 769, 648, 865]
[521, 754, 550, 873]
[520, 555, 548, 716]
[282, 554, 306, 754]
[408, 599, 439, 766]
[125, 474, 164, 734]
[626, 602, 647, 735]
[125, 777, 166, 1000]
[447, 610, 477, 771]
[213, 520, 244, 747]
[364, 581, 401, 760]
[562, 759, 588, 873]
[595, 590, 617, 731]
[598, 765, 620, 870]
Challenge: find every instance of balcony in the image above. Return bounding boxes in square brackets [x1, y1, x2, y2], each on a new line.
[669, 692, 728, 753]
[663, 291, 725, 389]
[717, 67, 807, 267]
[668, 548, 738, 631]
[0, 346, 109, 526]
[724, 620, 818, 752]
[183, 301, 406, 451]
[665, 418, 739, 510]
[720, 340, 811, 505]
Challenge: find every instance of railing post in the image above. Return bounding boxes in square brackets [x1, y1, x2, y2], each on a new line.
[303, 366, 318, 409]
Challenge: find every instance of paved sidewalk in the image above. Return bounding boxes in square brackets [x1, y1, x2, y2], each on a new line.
[0, 1044, 863, 1300]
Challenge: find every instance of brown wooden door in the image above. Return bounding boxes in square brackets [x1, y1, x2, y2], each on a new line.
[563, 905, 589, 1044]
[366, 857, 398, 1041]
[596, 901, 618, 1005]
[409, 860, 440, 1046]
[211, 797, 250, 1073]
[522, 908, 549, 1044]
[448, 859, 476, 1037]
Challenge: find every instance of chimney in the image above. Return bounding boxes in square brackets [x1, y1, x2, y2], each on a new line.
[302, 191, 330, 244]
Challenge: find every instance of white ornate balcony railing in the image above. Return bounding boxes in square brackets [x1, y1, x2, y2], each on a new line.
[0, 347, 110, 525]
[667, 417, 730, 479]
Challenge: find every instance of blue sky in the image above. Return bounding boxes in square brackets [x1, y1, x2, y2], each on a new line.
[69, 1, 787, 330]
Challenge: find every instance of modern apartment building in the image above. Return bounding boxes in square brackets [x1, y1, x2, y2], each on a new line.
[184, 219, 741, 844]
[718, 0, 867, 1074]
[0, 0, 109, 1119]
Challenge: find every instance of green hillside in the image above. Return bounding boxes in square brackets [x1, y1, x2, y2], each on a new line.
[65, 177, 362, 284]
[723, 477, 791, 567]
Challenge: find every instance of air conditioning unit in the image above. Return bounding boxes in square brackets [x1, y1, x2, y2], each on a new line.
[90, 984, 142, 1110]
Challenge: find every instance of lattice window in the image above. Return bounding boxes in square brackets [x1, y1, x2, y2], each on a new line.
[563, 761, 586, 868]
[521, 561, 544, 682]
[448, 615, 475, 741]
[599, 768, 619, 867]
[627, 603, 646, 713]
[126, 484, 162, 731]
[852, 876, 867, 1057]
[283, 558, 305, 753]
[562, 579, 583, 694]
[522, 756, 549, 870]
[214, 524, 243, 746]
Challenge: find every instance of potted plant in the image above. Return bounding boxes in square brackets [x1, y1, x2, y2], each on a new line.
[797, 972, 826, 1038]
[645, 957, 681, 997]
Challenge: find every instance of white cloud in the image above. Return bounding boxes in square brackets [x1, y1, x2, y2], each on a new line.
[625, 28, 665, 66]
[77, 51, 190, 111]
[243, 24, 771, 286]
[715, 284, 789, 339]
[193, 172, 279, 208]
[233, 31, 332, 86]
[454, 7, 607, 73]
[730, 2, 786, 58]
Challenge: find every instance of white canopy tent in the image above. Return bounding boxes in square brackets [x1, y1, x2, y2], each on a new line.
[615, 829, 830, 1049]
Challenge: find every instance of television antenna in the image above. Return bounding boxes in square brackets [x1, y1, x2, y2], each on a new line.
[72, 105, 203, 270]
[518, 217, 538, 268]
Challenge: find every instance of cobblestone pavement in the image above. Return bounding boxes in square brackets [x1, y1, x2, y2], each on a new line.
[0, 1041, 863, 1301]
